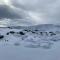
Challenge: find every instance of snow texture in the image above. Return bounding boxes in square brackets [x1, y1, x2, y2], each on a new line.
[0, 24, 60, 60]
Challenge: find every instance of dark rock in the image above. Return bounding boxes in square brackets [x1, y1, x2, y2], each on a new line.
[44, 32, 48, 36]
[5, 40, 8, 42]
[24, 30, 28, 31]
[24, 30, 31, 32]
[49, 32, 53, 33]
[7, 27, 10, 28]
[7, 27, 12, 29]
[0, 35, 4, 39]
[35, 30, 38, 31]
[49, 32, 56, 36]
[19, 31, 25, 35]
[6, 32, 9, 35]
[40, 32, 43, 35]
[31, 31, 36, 33]
[51, 33, 56, 36]
[9, 31, 15, 34]
[28, 30, 31, 31]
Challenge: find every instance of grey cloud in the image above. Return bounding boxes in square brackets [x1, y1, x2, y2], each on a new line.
[11, 0, 60, 25]
[0, 0, 38, 26]
[0, 0, 60, 26]
[11, 0, 57, 11]
[0, 5, 23, 19]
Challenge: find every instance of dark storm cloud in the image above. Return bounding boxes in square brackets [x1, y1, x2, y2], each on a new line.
[0, 0, 60, 26]
[0, 5, 23, 19]
[0, 0, 37, 26]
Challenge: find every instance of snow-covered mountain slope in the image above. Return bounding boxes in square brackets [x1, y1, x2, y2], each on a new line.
[0, 24, 60, 49]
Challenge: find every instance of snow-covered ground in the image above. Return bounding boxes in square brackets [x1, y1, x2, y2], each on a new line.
[0, 24, 60, 60]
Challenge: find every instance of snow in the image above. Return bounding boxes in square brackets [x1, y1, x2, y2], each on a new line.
[0, 24, 60, 60]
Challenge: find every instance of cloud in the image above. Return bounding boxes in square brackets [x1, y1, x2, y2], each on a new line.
[0, 18, 34, 27]
[0, 0, 30, 19]
[0, 0, 60, 26]
[11, 0, 60, 25]
[0, 5, 20, 19]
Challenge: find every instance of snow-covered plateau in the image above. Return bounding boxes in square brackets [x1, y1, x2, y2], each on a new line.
[0, 24, 60, 60]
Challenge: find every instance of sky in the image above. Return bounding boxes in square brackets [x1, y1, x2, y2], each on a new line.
[0, 0, 60, 26]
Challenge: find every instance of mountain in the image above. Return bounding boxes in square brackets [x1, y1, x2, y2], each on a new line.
[7, 24, 60, 31]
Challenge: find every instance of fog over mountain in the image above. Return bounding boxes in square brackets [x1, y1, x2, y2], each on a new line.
[0, 0, 60, 26]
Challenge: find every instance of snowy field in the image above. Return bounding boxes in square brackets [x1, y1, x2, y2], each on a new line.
[0, 24, 60, 60]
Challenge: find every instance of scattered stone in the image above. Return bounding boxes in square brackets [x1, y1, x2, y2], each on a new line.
[40, 32, 43, 35]
[35, 30, 38, 31]
[49, 32, 56, 36]
[9, 31, 15, 34]
[24, 30, 31, 32]
[31, 31, 36, 33]
[19, 31, 25, 35]
[44, 32, 48, 36]
[49, 32, 53, 33]
[51, 33, 56, 36]
[6, 32, 9, 35]
[0, 35, 4, 39]
[24, 30, 28, 31]
[7, 27, 10, 28]
[7, 27, 12, 29]
[28, 30, 31, 31]
[5, 40, 8, 42]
